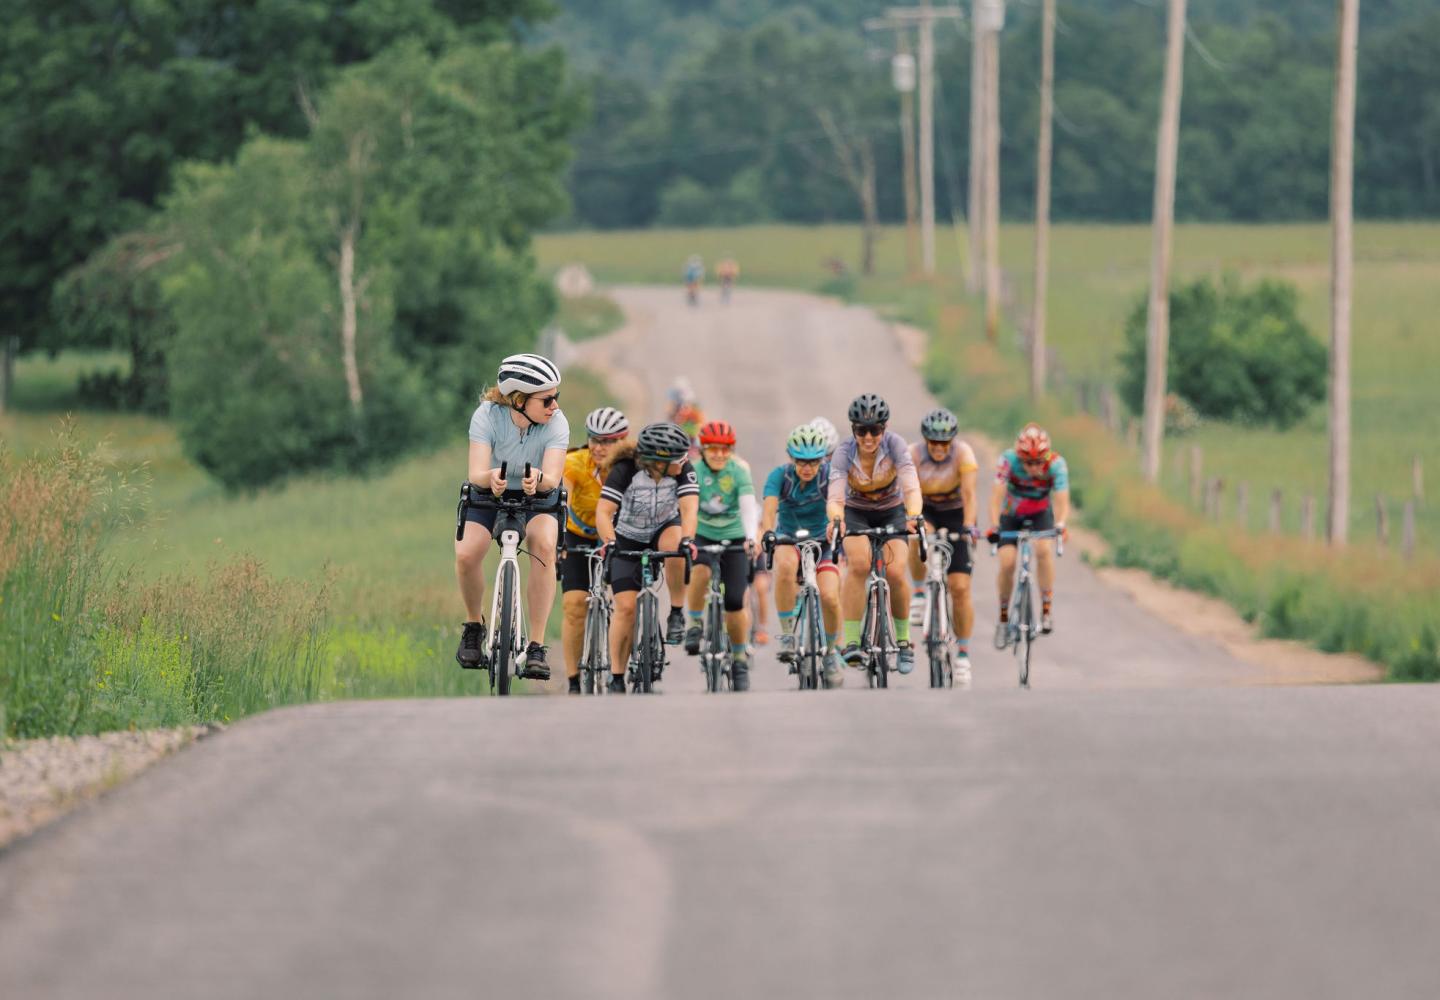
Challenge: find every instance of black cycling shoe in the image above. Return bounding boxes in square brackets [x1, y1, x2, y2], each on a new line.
[519, 641, 551, 681]
[568, 676, 582, 695]
[731, 652, 751, 692]
[456, 621, 488, 670]
[683, 624, 702, 656]
[665, 609, 686, 645]
[606, 673, 627, 694]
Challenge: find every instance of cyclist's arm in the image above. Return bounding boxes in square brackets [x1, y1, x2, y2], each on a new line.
[897, 458, 923, 518]
[961, 467, 979, 531]
[760, 496, 780, 536]
[988, 479, 1007, 531]
[678, 495, 699, 539]
[594, 498, 618, 544]
[538, 445, 566, 494]
[1051, 488, 1071, 528]
[469, 441, 499, 488]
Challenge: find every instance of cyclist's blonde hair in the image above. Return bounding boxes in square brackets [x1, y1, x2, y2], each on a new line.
[482, 385, 529, 408]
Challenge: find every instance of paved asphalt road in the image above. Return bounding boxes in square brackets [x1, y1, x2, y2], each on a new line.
[3, 287, 1436, 999]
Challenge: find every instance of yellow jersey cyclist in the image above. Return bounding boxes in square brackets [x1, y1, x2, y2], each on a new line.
[559, 406, 631, 695]
[594, 422, 700, 694]
[987, 422, 1071, 646]
[761, 423, 845, 688]
[906, 408, 980, 680]
[682, 420, 760, 691]
[826, 393, 925, 674]
[455, 353, 567, 680]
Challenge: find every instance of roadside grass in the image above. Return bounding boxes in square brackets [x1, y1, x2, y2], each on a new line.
[536, 222, 1440, 550]
[554, 293, 625, 342]
[1, 364, 622, 737]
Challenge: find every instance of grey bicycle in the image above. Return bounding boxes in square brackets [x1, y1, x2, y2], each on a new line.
[845, 521, 925, 689]
[571, 545, 612, 695]
[766, 530, 830, 690]
[623, 545, 692, 694]
[990, 527, 1064, 689]
[919, 528, 973, 689]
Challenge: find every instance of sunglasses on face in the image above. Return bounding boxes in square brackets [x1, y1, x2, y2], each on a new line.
[531, 393, 561, 408]
[793, 458, 822, 468]
[852, 424, 886, 438]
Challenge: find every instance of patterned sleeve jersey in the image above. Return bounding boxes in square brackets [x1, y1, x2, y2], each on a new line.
[909, 440, 978, 513]
[562, 447, 604, 539]
[695, 457, 755, 540]
[825, 430, 921, 511]
[995, 448, 1070, 517]
[601, 457, 700, 543]
[764, 463, 830, 538]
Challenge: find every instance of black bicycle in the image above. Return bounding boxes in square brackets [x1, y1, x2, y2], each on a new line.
[622, 545, 692, 693]
[694, 540, 749, 693]
[454, 464, 562, 696]
[842, 521, 925, 689]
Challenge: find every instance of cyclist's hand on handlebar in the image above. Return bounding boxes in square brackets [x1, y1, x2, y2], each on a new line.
[1056, 521, 1069, 542]
[521, 465, 541, 496]
[744, 538, 758, 559]
[679, 536, 698, 562]
[488, 467, 506, 495]
[985, 525, 1000, 545]
[827, 518, 844, 545]
[594, 541, 611, 563]
[761, 530, 777, 554]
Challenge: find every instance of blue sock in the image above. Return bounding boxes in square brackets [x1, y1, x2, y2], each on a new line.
[688, 610, 702, 624]
[731, 642, 747, 657]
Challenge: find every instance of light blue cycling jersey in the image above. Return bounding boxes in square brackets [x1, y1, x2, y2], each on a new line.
[467, 401, 570, 489]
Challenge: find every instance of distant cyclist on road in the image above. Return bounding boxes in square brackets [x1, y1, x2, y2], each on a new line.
[826, 393, 924, 674]
[987, 422, 1070, 647]
[455, 354, 568, 680]
[594, 422, 699, 693]
[683, 420, 759, 691]
[684, 254, 704, 306]
[762, 423, 845, 687]
[906, 408, 979, 679]
[559, 406, 630, 694]
[666, 377, 705, 455]
[716, 254, 740, 304]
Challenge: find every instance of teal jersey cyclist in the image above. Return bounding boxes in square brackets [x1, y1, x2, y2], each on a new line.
[684, 419, 760, 691]
[760, 422, 845, 687]
[986, 422, 1071, 645]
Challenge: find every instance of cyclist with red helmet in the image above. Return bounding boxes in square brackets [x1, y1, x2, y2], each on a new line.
[987, 422, 1071, 644]
[683, 419, 760, 691]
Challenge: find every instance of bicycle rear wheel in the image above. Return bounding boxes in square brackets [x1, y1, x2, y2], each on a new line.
[1015, 584, 1032, 689]
[493, 564, 517, 696]
[636, 596, 656, 693]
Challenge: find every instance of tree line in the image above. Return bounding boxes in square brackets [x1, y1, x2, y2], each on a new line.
[560, 2, 1440, 231]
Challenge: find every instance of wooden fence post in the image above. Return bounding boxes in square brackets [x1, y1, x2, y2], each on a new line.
[1189, 444, 1203, 507]
[1376, 494, 1389, 545]
[1269, 489, 1283, 534]
[1301, 495, 1316, 540]
[1402, 499, 1416, 559]
[1415, 455, 1424, 504]
[1236, 481, 1250, 528]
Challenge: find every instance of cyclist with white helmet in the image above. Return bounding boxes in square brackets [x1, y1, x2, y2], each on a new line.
[455, 353, 569, 680]
[761, 423, 844, 687]
[826, 393, 924, 674]
[907, 408, 980, 679]
[987, 422, 1071, 644]
[559, 406, 631, 694]
[594, 421, 700, 693]
[810, 416, 840, 458]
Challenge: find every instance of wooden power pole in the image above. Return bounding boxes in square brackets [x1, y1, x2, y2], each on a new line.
[967, 0, 985, 293]
[1030, 0, 1055, 399]
[1328, 0, 1360, 545]
[980, 0, 1004, 344]
[1140, 0, 1187, 483]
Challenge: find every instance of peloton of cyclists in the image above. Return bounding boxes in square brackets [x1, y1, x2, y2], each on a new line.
[989, 422, 1070, 645]
[906, 408, 980, 682]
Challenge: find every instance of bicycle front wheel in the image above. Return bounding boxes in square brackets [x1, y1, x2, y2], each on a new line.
[637, 598, 657, 693]
[493, 564, 517, 696]
[1014, 584, 1032, 689]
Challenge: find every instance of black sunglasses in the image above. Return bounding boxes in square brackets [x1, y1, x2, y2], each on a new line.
[852, 424, 886, 438]
[531, 392, 561, 408]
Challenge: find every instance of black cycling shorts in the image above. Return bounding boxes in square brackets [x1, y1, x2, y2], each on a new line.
[462, 488, 561, 536]
[560, 531, 601, 594]
[997, 509, 1055, 548]
[694, 534, 749, 613]
[921, 505, 973, 576]
[843, 504, 909, 535]
[608, 520, 681, 595]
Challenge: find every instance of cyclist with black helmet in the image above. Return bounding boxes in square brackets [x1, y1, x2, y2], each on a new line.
[594, 421, 700, 693]
[761, 423, 844, 687]
[455, 353, 569, 680]
[826, 393, 924, 674]
[988, 422, 1070, 644]
[559, 406, 631, 694]
[682, 419, 759, 691]
[907, 408, 980, 679]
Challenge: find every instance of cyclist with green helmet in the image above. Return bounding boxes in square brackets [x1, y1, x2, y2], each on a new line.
[761, 423, 844, 687]
[907, 407, 980, 680]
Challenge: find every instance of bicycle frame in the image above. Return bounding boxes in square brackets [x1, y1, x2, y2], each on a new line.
[992, 528, 1064, 689]
[696, 541, 747, 693]
[577, 547, 612, 695]
[921, 531, 958, 689]
[768, 531, 828, 690]
[844, 523, 924, 689]
[622, 547, 691, 693]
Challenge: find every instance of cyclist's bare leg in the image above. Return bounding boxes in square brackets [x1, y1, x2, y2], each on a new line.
[725, 608, 750, 646]
[454, 523, 494, 620]
[609, 591, 637, 676]
[753, 569, 772, 630]
[996, 546, 1018, 607]
[561, 590, 586, 679]
[772, 546, 799, 614]
[948, 573, 974, 641]
[524, 515, 559, 640]
[686, 561, 711, 615]
[818, 568, 842, 635]
[907, 536, 925, 589]
[1035, 539, 1057, 594]
[883, 538, 910, 618]
[657, 524, 686, 609]
[840, 535, 871, 619]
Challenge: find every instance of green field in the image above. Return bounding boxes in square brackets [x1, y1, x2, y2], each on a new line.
[537, 222, 1440, 551]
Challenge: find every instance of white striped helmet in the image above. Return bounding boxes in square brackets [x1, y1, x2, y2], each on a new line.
[496, 353, 561, 395]
[585, 406, 629, 439]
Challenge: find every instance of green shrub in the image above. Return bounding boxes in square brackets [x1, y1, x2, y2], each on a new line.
[1118, 275, 1326, 428]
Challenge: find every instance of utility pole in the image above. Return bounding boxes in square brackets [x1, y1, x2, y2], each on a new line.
[1140, 0, 1187, 483]
[979, 0, 1004, 344]
[1328, 0, 1360, 545]
[866, 18, 922, 276]
[967, 0, 985, 293]
[1030, 0, 1055, 399]
[881, 5, 963, 276]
